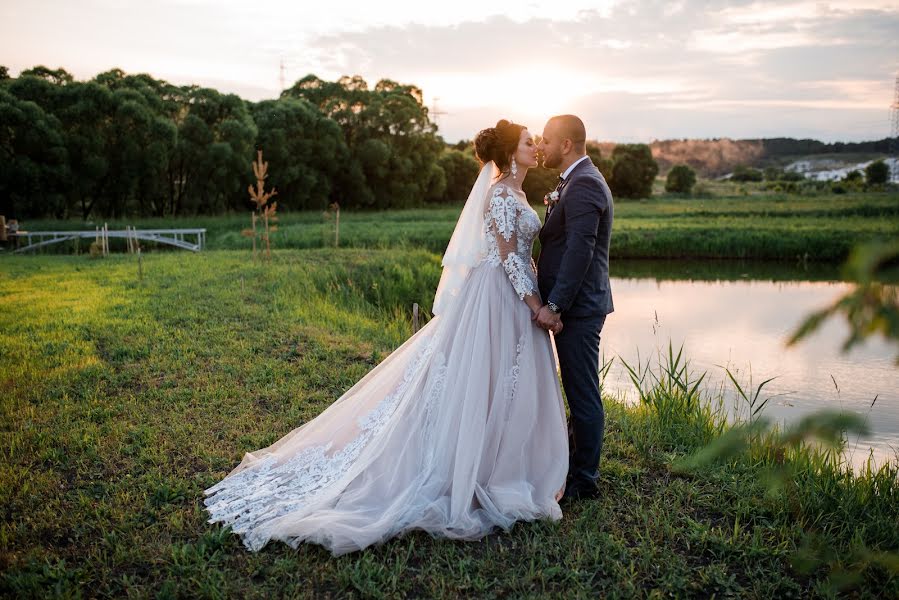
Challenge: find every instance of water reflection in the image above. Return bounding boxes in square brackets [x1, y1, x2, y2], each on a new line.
[602, 260, 899, 471]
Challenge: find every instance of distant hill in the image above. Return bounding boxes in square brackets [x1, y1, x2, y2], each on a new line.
[594, 137, 898, 177]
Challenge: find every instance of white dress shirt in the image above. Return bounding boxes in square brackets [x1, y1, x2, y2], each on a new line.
[560, 155, 591, 180]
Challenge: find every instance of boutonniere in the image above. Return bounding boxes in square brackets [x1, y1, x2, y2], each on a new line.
[543, 190, 560, 209]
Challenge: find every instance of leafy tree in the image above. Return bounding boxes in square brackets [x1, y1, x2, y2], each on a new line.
[610, 144, 658, 199]
[586, 142, 603, 168]
[284, 74, 443, 208]
[0, 88, 69, 218]
[20, 66, 74, 86]
[5, 71, 180, 219]
[93, 69, 181, 117]
[596, 158, 614, 182]
[865, 159, 889, 185]
[251, 98, 352, 210]
[0, 66, 9, 81]
[665, 164, 696, 194]
[54, 81, 118, 218]
[168, 87, 257, 215]
[6, 72, 66, 112]
[104, 88, 177, 218]
[4, 68, 260, 218]
[437, 149, 480, 203]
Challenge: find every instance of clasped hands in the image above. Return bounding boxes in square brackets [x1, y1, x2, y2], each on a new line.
[533, 305, 563, 335]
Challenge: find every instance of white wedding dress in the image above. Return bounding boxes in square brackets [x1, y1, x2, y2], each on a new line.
[205, 163, 569, 555]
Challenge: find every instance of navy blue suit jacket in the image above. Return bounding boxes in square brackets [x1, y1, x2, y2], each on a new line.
[537, 157, 614, 318]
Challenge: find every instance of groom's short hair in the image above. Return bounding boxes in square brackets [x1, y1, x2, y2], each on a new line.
[549, 115, 587, 153]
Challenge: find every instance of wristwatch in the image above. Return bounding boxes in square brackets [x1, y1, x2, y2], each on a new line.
[547, 301, 561, 314]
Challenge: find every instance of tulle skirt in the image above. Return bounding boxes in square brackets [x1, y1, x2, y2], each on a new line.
[204, 261, 569, 555]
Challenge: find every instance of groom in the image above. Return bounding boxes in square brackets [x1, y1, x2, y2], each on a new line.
[534, 115, 614, 502]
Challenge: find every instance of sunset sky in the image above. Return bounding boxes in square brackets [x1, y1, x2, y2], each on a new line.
[2, 0, 898, 143]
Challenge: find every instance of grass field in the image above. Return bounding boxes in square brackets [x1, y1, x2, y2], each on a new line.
[17, 189, 899, 262]
[2, 250, 897, 598]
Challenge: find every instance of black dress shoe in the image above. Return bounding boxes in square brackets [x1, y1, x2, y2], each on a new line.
[560, 482, 600, 504]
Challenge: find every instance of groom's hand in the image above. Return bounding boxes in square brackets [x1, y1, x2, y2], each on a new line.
[535, 305, 562, 333]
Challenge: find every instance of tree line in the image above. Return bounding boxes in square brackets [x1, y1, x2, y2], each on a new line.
[1, 66, 661, 219]
[759, 136, 897, 157]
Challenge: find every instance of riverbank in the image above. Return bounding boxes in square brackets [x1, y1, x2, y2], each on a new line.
[2, 250, 896, 598]
[14, 190, 899, 262]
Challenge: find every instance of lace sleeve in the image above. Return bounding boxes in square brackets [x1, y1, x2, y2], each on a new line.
[486, 189, 537, 300]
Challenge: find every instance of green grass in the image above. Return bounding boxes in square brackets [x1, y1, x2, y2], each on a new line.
[16, 189, 899, 262]
[1, 249, 897, 598]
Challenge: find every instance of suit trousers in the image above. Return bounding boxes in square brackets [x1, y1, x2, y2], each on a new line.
[553, 313, 607, 488]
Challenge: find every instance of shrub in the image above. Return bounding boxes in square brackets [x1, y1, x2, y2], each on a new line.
[731, 165, 764, 182]
[781, 170, 805, 182]
[843, 170, 863, 183]
[665, 164, 697, 194]
[865, 159, 889, 185]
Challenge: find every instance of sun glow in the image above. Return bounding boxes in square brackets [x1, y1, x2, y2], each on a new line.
[420, 65, 593, 125]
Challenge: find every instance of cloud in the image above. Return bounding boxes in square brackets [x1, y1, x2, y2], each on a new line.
[305, 2, 899, 141]
[2, 0, 896, 142]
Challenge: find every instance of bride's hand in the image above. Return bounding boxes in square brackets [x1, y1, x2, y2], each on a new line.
[551, 321, 563, 335]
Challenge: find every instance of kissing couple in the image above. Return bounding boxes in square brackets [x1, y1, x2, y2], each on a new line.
[205, 114, 614, 555]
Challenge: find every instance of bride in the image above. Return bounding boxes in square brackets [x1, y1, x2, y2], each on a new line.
[205, 119, 569, 555]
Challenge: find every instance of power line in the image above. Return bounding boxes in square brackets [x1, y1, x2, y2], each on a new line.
[890, 73, 899, 180]
[430, 97, 448, 129]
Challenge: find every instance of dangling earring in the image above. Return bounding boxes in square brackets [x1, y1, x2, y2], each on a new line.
[510, 156, 518, 178]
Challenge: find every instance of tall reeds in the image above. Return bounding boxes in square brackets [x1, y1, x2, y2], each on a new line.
[242, 150, 278, 260]
[614, 343, 898, 591]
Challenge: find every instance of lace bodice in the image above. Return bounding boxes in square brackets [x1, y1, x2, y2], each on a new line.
[483, 184, 541, 300]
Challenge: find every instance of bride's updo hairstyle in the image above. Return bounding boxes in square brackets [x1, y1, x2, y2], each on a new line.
[474, 119, 526, 173]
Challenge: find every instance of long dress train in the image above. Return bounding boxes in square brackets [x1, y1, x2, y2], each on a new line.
[204, 180, 569, 555]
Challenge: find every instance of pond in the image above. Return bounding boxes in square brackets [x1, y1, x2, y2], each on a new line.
[601, 259, 899, 471]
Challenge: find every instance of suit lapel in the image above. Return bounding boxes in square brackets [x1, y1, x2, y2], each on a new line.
[542, 158, 594, 230]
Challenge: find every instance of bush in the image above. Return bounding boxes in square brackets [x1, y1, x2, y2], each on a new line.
[865, 159, 889, 185]
[843, 170, 863, 183]
[781, 170, 805, 182]
[730, 165, 763, 182]
[665, 165, 697, 194]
